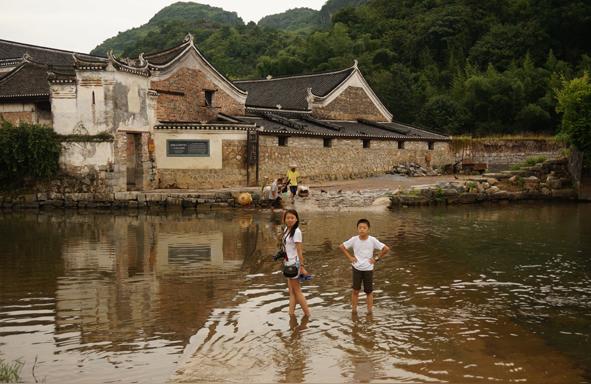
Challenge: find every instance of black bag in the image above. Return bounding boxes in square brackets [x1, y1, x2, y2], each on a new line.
[283, 263, 299, 278]
[280, 229, 298, 278]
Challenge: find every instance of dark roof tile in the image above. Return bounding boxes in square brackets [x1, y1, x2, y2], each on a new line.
[0, 62, 50, 99]
[0, 39, 103, 66]
[240, 112, 450, 140]
[234, 67, 355, 110]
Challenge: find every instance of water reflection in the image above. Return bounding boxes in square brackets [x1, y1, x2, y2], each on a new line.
[0, 203, 590, 383]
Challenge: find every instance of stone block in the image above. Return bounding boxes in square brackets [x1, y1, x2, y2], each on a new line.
[453, 193, 479, 204]
[93, 193, 114, 202]
[552, 189, 576, 199]
[145, 193, 164, 202]
[49, 192, 65, 200]
[181, 199, 196, 209]
[114, 192, 137, 201]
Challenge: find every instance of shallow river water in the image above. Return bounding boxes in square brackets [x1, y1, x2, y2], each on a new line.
[0, 203, 590, 383]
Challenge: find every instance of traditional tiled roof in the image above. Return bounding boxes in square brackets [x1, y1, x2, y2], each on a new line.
[235, 111, 449, 141]
[234, 67, 356, 111]
[0, 61, 51, 99]
[0, 38, 103, 66]
[144, 42, 189, 67]
[154, 122, 257, 131]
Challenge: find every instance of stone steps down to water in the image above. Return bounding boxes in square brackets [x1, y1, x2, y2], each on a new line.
[390, 159, 576, 207]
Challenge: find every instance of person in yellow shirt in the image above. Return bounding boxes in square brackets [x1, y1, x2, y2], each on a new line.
[286, 164, 300, 203]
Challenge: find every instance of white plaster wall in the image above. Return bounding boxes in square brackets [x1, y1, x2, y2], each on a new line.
[51, 84, 79, 135]
[51, 69, 152, 136]
[60, 142, 114, 170]
[0, 103, 34, 113]
[154, 131, 246, 169]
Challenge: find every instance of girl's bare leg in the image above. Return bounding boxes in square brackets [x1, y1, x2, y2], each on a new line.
[288, 280, 297, 315]
[289, 279, 311, 316]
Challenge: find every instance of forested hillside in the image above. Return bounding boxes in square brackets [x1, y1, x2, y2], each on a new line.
[91, 0, 591, 135]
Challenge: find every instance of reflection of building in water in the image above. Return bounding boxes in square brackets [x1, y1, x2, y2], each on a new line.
[54, 213, 253, 352]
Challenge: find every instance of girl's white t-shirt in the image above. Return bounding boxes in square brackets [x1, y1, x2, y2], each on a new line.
[283, 227, 302, 264]
[342, 235, 385, 271]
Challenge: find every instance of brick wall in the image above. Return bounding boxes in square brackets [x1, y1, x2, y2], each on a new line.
[258, 135, 452, 182]
[312, 86, 386, 121]
[151, 68, 244, 123]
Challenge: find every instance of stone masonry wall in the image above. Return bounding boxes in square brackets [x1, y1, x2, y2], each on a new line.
[453, 139, 565, 171]
[151, 68, 244, 123]
[312, 86, 386, 121]
[157, 140, 248, 188]
[258, 135, 452, 182]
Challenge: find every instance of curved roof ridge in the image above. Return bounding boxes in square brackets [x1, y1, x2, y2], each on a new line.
[0, 62, 26, 83]
[143, 40, 191, 60]
[234, 65, 355, 83]
[0, 60, 49, 84]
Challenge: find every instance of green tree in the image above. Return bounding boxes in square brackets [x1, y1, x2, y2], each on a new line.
[0, 122, 61, 188]
[555, 73, 591, 157]
[418, 95, 469, 134]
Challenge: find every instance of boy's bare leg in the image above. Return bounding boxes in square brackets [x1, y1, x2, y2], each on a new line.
[351, 289, 360, 312]
[366, 292, 373, 313]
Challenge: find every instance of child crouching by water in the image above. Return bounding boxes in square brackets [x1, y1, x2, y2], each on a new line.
[339, 219, 390, 313]
[282, 209, 311, 316]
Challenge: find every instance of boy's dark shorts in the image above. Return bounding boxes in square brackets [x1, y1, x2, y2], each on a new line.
[352, 267, 373, 293]
[289, 185, 298, 195]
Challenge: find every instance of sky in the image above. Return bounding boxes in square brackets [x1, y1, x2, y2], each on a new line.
[0, 0, 327, 53]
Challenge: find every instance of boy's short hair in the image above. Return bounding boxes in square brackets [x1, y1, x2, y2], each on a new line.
[357, 219, 370, 228]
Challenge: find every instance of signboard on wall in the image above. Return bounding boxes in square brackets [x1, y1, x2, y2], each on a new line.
[246, 131, 258, 165]
[166, 140, 210, 157]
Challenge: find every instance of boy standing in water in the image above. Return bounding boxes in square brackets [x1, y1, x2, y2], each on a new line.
[339, 219, 390, 313]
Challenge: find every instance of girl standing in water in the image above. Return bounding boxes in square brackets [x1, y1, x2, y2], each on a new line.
[282, 209, 311, 316]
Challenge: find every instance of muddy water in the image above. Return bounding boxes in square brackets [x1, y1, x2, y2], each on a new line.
[0, 203, 590, 383]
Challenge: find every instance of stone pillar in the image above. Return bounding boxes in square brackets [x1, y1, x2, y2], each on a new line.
[569, 147, 591, 200]
[111, 132, 128, 192]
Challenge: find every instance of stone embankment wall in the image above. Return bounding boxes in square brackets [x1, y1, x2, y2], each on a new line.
[258, 135, 452, 182]
[452, 138, 565, 171]
[0, 191, 241, 210]
[390, 159, 577, 207]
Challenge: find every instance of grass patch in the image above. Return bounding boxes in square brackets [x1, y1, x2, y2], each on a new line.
[0, 358, 23, 383]
[510, 156, 547, 170]
[524, 156, 547, 166]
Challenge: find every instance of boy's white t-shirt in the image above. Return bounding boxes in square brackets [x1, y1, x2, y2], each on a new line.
[342, 235, 385, 271]
[283, 227, 302, 264]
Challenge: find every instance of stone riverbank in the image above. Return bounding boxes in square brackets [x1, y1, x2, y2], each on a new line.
[390, 158, 578, 207]
[0, 159, 581, 211]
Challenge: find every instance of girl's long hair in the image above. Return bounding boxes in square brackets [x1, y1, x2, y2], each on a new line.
[283, 209, 300, 239]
